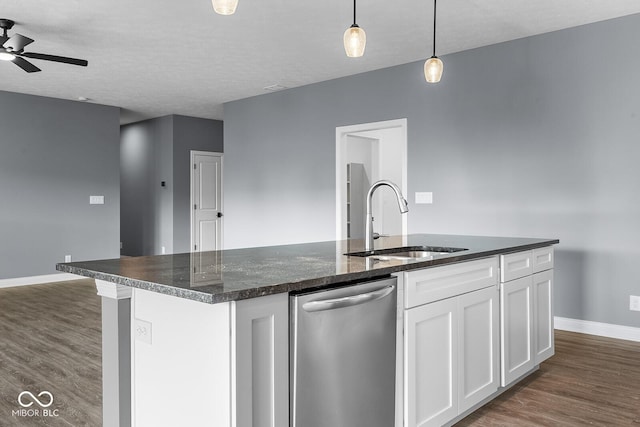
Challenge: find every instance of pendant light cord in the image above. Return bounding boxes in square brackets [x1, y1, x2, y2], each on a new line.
[353, 0, 357, 26]
[432, 0, 437, 56]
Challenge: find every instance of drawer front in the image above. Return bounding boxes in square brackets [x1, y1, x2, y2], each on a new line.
[500, 250, 533, 282]
[532, 246, 554, 273]
[404, 257, 499, 309]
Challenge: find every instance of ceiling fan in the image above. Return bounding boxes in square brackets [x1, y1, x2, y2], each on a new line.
[0, 18, 88, 73]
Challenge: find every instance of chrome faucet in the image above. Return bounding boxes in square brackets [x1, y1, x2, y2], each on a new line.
[365, 180, 409, 252]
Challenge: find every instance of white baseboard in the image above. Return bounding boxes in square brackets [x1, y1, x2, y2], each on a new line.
[0, 273, 83, 289]
[555, 316, 640, 343]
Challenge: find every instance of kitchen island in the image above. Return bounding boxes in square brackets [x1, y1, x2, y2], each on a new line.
[57, 234, 558, 427]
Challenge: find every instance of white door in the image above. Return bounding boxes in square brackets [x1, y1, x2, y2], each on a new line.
[191, 151, 222, 252]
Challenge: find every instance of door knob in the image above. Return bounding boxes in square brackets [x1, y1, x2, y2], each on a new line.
[217, 212, 223, 218]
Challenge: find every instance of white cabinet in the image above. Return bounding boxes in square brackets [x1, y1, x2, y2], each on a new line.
[234, 293, 289, 427]
[500, 247, 554, 387]
[458, 287, 500, 413]
[500, 275, 534, 386]
[405, 296, 458, 427]
[130, 289, 289, 427]
[533, 269, 554, 363]
[403, 258, 499, 427]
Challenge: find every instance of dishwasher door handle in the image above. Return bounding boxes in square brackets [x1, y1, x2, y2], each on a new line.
[302, 285, 395, 312]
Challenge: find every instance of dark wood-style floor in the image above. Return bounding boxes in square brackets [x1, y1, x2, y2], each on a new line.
[456, 331, 640, 426]
[1, 279, 639, 426]
[0, 279, 101, 426]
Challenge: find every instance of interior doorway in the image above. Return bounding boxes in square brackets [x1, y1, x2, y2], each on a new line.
[190, 151, 223, 252]
[335, 119, 408, 241]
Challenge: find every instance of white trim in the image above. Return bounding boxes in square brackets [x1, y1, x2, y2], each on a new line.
[95, 279, 133, 300]
[335, 118, 408, 241]
[0, 273, 81, 289]
[555, 316, 640, 342]
[190, 150, 224, 252]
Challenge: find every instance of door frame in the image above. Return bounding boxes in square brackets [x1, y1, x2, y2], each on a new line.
[335, 119, 408, 241]
[190, 150, 224, 252]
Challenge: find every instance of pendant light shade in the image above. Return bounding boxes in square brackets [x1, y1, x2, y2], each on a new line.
[344, 25, 366, 58]
[344, 0, 365, 58]
[212, 0, 238, 15]
[424, 0, 443, 83]
[424, 56, 443, 83]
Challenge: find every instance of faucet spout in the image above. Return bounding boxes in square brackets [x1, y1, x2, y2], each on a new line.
[364, 180, 409, 252]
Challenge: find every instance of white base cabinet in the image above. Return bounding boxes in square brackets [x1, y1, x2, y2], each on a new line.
[403, 257, 500, 427]
[500, 248, 555, 387]
[131, 289, 288, 427]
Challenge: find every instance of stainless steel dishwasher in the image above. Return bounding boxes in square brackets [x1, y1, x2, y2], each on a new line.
[290, 276, 397, 427]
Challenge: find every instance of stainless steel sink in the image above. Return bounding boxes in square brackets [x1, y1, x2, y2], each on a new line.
[346, 246, 467, 260]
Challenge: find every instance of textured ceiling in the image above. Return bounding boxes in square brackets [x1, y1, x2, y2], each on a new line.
[2, 0, 640, 124]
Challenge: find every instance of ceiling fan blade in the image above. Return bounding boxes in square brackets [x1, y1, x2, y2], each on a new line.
[12, 56, 41, 73]
[22, 52, 87, 67]
[3, 33, 34, 52]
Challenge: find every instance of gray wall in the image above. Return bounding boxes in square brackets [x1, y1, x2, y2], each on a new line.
[173, 115, 224, 253]
[120, 115, 223, 256]
[120, 116, 173, 256]
[223, 14, 640, 328]
[0, 90, 120, 279]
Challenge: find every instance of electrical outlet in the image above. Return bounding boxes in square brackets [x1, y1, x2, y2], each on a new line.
[630, 295, 640, 312]
[135, 319, 152, 344]
[161, 246, 166, 255]
[64, 255, 72, 263]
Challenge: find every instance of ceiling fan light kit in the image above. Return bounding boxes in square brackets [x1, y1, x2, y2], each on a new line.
[344, 0, 366, 57]
[0, 18, 88, 73]
[212, 0, 239, 15]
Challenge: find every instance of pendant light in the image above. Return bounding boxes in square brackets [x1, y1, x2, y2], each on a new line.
[343, 0, 366, 58]
[424, 0, 443, 83]
[212, 0, 238, 15]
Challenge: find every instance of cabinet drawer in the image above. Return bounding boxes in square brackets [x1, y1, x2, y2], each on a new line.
[404, 257, 498, 309]
[500, 251, 533, 282]
[533, 246, 554, 273]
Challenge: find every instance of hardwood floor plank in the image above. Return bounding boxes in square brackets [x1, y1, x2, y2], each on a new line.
[456, 330, 640, 426]
[0, 279, 101, 426]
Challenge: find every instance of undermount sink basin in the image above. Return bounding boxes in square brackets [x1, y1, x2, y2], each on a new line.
[346, 246, 468, 260]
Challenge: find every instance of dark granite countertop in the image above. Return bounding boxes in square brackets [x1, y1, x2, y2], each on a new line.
[56, 234, 558, 304]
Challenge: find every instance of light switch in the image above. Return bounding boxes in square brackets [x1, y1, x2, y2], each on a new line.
[90, 195, 105, 205]
[415, 192, 433, 204]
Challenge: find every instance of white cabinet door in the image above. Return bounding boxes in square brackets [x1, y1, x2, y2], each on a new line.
[533, 269, 555, 364]
[234, 293, 289, 427]
[500, 275, 534, 387]
[458, 286, 499, 413]
[405, 297, 458, 427]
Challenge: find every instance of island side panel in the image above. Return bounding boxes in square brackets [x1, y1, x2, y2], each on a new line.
[96, 280, 132, 427]
[233, 293, 289, 427]
[131, 288, 231, 427]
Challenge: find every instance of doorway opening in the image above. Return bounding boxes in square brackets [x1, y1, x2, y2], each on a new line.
[335, 119, 408, 242]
